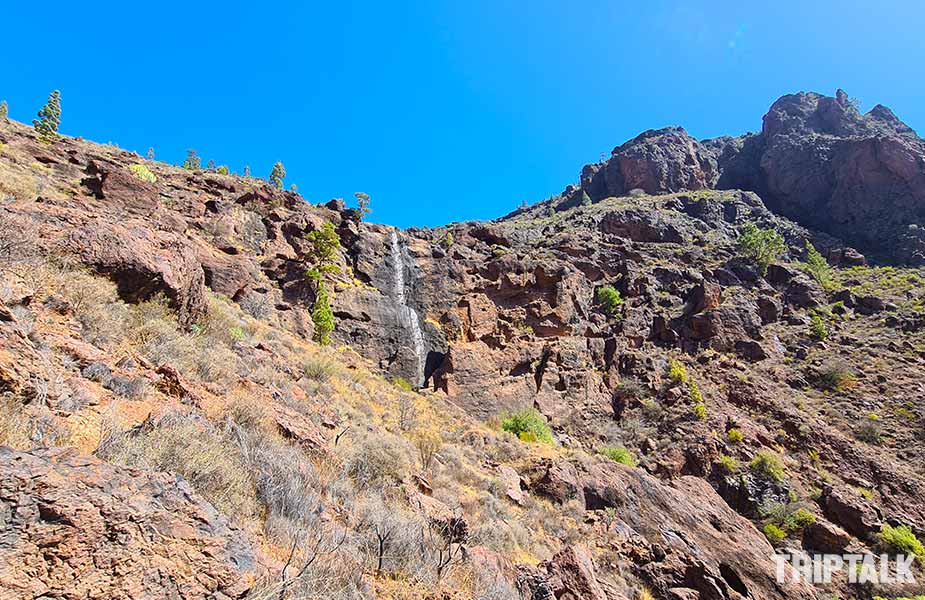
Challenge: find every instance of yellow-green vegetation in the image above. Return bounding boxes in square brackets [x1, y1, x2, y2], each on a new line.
[809, 313, 829, 341]
[667, 358, 687, 385]
[128, 163, 157, 183]
[596, 285, 624, 317]
[393, 377, 414, 392]
[737, 222, 786, 274]
[727, 428, 744, 444]
[501, 408, 554, 444]
[750, 451, 785, 482]
[717, 454, 739, 473]
[879, 524, 925, 560]
[762, 523, 786, 544]
[599, 446, 637, 467]
[692, 402, 706, 420]
[802, 241, 833, 289]
[688, 379, 703, 403]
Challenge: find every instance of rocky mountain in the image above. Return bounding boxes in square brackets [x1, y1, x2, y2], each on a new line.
[569, 89, 925, 265]
[1, 90, 924, 600]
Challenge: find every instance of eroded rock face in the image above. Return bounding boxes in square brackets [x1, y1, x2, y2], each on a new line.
[580, 127, 719, 202]
[0, 446, 256, 599]
[713, 89, 925, 264]
[579, 460, 817, 600]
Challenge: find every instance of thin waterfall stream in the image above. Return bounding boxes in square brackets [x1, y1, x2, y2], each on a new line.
[389, 231, 426, 388]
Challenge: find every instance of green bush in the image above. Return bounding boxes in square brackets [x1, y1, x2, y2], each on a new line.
[596, 285, 624, 317]
[692, 402, 706, 420]
[501, 408, 554, 445]
[879, 524, 925, 559]
[128, 163, 157, 184]
[599, 446, 637, 467]
[727, 428, 744, 443]
[393, 377, 413, 392]
[737, 222, 786, 274]
[803, 241, 833, 289]
[717, 454, 739, 473]
[763, 523, 787, 544]
[750, 451, 785, 483]
[667, 358, 687, 385]
[809, 313, 829, 341]
[688, 379, 703, 403]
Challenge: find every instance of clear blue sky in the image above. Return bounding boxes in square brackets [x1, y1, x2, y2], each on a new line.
[3, 1, 924, 228]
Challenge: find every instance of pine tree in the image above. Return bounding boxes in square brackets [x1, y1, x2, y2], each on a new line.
[290, 184, 298, 192]
[206, 159, 216, 170]
[309, 274, 334, 345]
[183, 149, 201, 170]
[581, 190, 592, 206]
[146, 147, 155, 160]
[355, 192, 371, 218]
[0, 100, 8, 122]
[33, 90, 61, 141]
[243, 165, 251, 178]
[269, 161, 286, 189]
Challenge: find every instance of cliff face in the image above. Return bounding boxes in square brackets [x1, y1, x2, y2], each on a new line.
[568, 89, 925, 264]
[1, 91, 925, 600]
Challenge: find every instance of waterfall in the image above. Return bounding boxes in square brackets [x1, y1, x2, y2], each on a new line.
[389, 231, 426, 388]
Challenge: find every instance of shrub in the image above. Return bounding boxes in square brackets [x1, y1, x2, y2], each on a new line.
[599, 446, 637, 467]
[0, 100, 7, 122]
[304, 356, 337, 382]
[856, 417, 882, 445]
[667, 358, 687, 385]
[809, 313, 829, 341]
[879, 524, 925, 560]
[393, 377, 413, 392]
[128, 163, 157, 184]
[750, 451, 785, 483]
[728, 428, 744, 443]
[345, 435, 410, 489]
[803, 241, 833, 289]
[817, 361, 856, 392]
[692, 402, 706, 420]
[217, 165, 229, 175]
[717, 454, 739, 473]
[501, 408, 554, 445]
[787, 508, 817, 530]
[99, 411, 257, 517]
[596, 285, 624, 317]
[763, 523, 787, 544]
[688, 379, 703, 403]
[737, 222, 786, 274]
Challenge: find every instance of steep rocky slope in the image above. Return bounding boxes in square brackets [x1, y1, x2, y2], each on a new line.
[1, 91, 924, 600]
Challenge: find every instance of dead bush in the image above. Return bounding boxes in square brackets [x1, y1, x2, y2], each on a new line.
[98, 410, 257, 518]
[344, 434, 411, 490]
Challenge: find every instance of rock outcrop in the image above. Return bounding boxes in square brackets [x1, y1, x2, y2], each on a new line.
[712, 89, 925, 264]
[0, 447, 256, 599]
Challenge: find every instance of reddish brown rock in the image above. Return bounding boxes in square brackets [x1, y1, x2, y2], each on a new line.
[0, 447, 256, 599]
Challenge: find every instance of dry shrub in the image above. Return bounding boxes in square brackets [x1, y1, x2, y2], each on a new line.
[0, 396, 33, 448]
[98, 410, 257, 518]
[345, 434, 411, 490]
